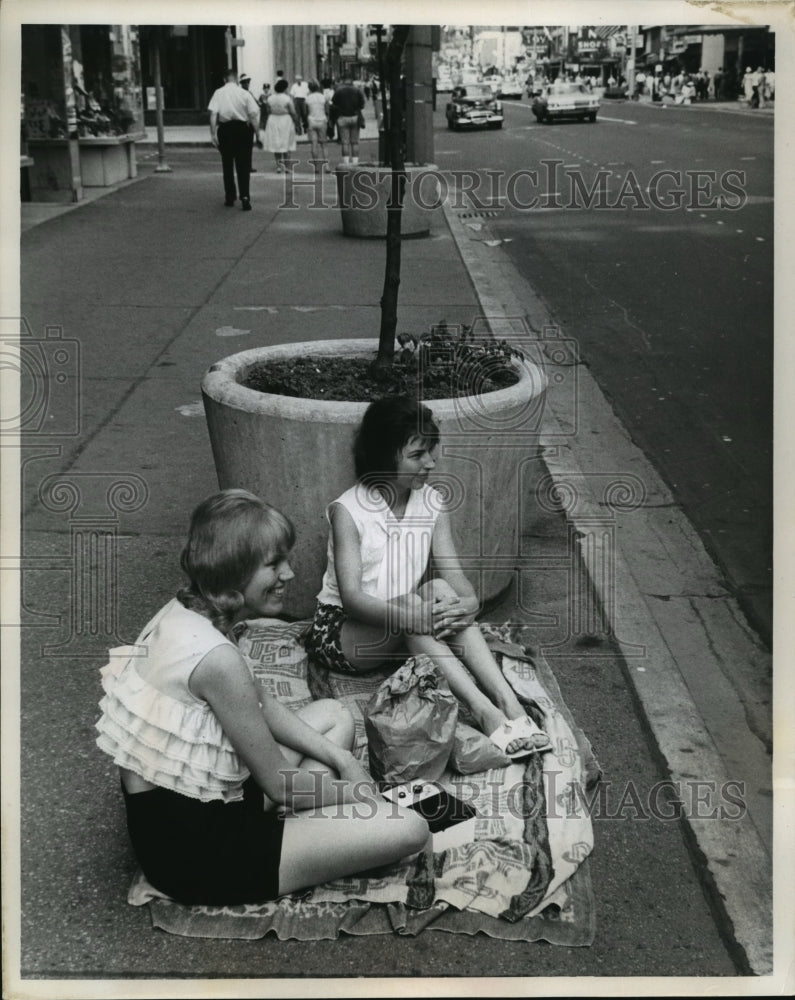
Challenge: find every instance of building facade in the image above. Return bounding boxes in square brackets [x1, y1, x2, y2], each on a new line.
[140, 24, 374, 125]
[21, 24, 145, 201]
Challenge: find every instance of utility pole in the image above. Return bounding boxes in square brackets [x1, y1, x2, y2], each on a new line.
[627, 24, 636, 93]
[152, 28, 171, 173]
[404, 26, 434, 166]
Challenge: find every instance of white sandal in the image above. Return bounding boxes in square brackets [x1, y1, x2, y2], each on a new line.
[488, 715, 553, 761]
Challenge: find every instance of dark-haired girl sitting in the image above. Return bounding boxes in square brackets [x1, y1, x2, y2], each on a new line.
[305, 397, 552, 760]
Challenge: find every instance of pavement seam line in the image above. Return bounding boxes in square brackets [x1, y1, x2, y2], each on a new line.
[441, 195, 772, 974]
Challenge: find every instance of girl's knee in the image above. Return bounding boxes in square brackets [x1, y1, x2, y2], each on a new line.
[400, 810, 430, 855]
[418, 578, 456, 602]
[311, 698, 354, 735]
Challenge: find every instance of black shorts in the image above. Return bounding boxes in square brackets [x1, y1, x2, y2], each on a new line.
[122, 777, 285, 906]
[303, 602, 358, 674]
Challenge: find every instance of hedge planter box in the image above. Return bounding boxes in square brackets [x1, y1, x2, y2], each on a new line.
[335, 163, 441, 238]
[202, 339, 548, 618]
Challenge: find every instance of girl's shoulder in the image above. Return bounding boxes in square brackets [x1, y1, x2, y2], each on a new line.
[417, 482, 447, 517]
[329, 482, 382, 516]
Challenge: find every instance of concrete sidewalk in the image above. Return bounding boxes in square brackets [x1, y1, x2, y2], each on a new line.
[13, 148, 756, 984]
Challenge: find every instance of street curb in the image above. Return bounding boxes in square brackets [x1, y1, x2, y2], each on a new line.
[441, 196, 773, 975]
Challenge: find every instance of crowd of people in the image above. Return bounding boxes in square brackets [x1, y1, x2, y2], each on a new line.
[527, 64, 775, 108]
[207, 68, 378, 208]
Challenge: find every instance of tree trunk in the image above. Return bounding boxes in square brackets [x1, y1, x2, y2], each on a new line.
[375, 24, 390, 158]
[373, 25, 411, 373]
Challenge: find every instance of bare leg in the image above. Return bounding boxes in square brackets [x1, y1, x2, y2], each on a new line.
[269, 699, 355, 808]
[278, 798, 430, 895]
[413, 580, 546, 751]
[338, 615, 407, 673]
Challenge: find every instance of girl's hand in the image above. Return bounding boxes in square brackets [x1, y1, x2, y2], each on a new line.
[401, 598, 435, 636]
[335, 750, 374, 789]
[432, 595, 475, 638]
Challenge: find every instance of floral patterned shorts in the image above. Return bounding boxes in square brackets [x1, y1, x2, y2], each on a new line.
[303, 602, 357, 674]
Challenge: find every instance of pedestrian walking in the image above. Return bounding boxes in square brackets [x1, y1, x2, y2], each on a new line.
[262, 78, 299, 173]
[289, 75, 309, 134]
[208, 68, 260, 211]
[742, 66, 756, 104]
[322, 78, 336, 141]
[756, 67, 767, 108]
[258, 83, 271, 129]
[305, 79, 329, 169]
[713, 67, 723, 100]
[331, 74, 365, 166]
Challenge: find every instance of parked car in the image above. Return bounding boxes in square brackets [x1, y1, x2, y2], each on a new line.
[446, 85, 504, 130]
[531, 81, 600, 123]
[497, 75, 523, 99]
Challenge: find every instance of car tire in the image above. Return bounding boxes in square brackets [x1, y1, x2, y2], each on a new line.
[588, 112, 597, 122]
[489, 122, 503, 129]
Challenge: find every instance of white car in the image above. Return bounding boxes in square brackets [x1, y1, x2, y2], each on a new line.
[531, 82, 600, 123]
[497, 76, 523, 99]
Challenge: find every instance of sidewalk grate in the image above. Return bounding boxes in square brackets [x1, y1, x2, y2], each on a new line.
[458, 210, 503, 219]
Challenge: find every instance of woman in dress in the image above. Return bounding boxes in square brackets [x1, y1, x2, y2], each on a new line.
[262, 78, 299, 173]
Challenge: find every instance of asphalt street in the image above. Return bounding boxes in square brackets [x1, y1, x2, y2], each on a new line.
[433, 97, 773, 649]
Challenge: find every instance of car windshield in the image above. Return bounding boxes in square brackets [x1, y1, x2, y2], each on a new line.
[459, 86, 493, 99]
[548, 82, 587, 95]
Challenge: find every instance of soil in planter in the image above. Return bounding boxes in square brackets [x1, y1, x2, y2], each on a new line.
[243, 355, 519, 402]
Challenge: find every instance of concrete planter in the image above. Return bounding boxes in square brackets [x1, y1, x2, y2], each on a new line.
[202, 339, 547, 618]
[335, 163, 441, 238]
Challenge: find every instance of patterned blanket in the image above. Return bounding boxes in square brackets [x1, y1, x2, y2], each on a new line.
[128, 621, 597, 946]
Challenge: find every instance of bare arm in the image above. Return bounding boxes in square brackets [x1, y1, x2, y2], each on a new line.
[245, 93, 261, 130]
[190, 644, 364, 806]
[430, 510, 480, 621]
[209, 110, 219, 146]
[286, 96, 300, 128]
[332, 504, 432, 633]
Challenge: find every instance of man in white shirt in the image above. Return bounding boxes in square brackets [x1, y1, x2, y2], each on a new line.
[289, 75, 310, 134]
[207, 68, 260, 210]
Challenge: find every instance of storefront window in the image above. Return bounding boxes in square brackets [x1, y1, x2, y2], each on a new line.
[22, 24, 144, 141]
[22, 25, 67, 139]
[72, 25, 144, 136]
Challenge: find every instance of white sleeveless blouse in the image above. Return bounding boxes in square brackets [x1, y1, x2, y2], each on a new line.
[316, 482, 443, 606]
[95, 599, 249, 803]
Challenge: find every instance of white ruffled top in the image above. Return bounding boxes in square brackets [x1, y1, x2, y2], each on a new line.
[95, 599, 249, 803]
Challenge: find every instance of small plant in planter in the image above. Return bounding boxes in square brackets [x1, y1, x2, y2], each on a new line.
[243, 321, 524, 402]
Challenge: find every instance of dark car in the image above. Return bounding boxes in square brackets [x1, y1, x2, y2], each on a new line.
[445, 84, 504, 130]
[531, 81, 600, 123]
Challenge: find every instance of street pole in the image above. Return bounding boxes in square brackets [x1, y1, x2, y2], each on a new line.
[404, 25, 434, 166]
[627, 25, 636, 95]
[152, 29, 172, 173]
[61, 26, 83, 203]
